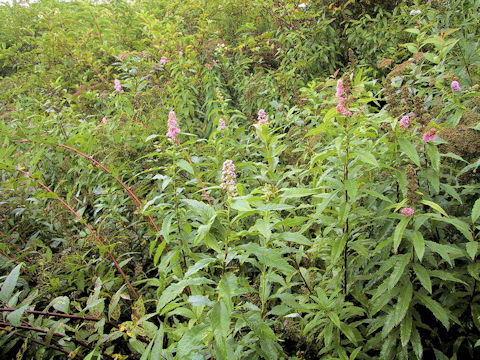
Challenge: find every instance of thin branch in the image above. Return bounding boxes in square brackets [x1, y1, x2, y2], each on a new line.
[13, 167, 139, 299]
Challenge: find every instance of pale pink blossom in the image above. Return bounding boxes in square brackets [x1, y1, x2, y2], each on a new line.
[160, 56, 168, 65]
[399, 115, 410, 130]
[114, 79, 123, 93]
[401, 207, 415, 216]
[219, 118, 227, 130]
[101, 117, 108, 124]
[335, 79, 351, 116]
[220, 159, 238, 197]
[166, 111, 181, 140]
[450, 80, 461, 92]
[256, 109, 268, 127]
[422, 128, 437, 142]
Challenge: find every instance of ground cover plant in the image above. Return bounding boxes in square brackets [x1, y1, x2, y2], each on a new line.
[0, 0, 479, 359]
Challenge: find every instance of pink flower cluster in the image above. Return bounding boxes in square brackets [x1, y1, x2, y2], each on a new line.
[401, 207, 415, 216]
[220, 159, 238, 197]
[160, 56, 168, 65]
[219, 118, 227, 130]
[166, 111, 181, 140]
[114, 79, 123, 93]
[422, 128, 437, 142]
[256, 109, 268, 127]
[399, 115, 411, 130]
[335, 79, 352, 116]
[450, 80, 461, 92]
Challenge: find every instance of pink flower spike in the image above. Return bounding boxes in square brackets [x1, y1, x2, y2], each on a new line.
[450, 80, 461, 92]
[220, 159, 238, 197]
[256, 109, 268, 126]
[160, 56, 168, 65]
[399, 115, 410, 130]
[166, 111, 181, 140]
[335, 79, 345, 99]
[422, 128, 437, 143]
[219, 118, 227, 130]
[114, 79, 124, 93]
[401, 207, 415, 216]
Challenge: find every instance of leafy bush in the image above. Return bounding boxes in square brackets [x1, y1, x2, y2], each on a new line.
[1, 0, 479, 359]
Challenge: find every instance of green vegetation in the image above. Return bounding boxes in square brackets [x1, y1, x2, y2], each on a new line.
[1, 0, 479, 359]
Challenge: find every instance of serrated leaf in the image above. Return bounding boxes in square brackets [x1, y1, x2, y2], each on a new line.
[393, 217, 410, 253]
[416, 292, 450, 329]
[433, 215, 473, 241]
[357, 151, 378, 166]
[398, 139, 420, 166]
[51, 296, 70, 313]
[332, 234, 347, 262]
[280, 188, 317, 198]
[411, 327, 423, 358]
[7, 305, 27, 326]
[412, 231, 425, 261]
[426, 241, 452, 267]
[420, 200, 448, 217]
[466, 242, 478, 260]
[387, 254, 410, 289]
[277, 232, 311, 246]
[426, 145, 440, 172]
[395, 282, 413, 325]
[400, 312, 412, 347]
[412, 263, 432, 294]
[0, 264, 22, 302]
[472, 198, 480, 223]
[230, 198, 253, 212]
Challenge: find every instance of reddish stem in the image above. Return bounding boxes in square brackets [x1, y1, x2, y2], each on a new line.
[0, 326, 72, 357]
[14, 168, 139, 300]
[57, 144, 162, 234]
[11, 139, 167, 253]
[174, 138, 213, 206]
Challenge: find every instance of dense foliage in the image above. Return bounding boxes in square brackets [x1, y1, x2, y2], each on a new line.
[1, 0, 479, 359]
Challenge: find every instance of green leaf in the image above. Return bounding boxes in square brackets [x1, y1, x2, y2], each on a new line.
[230, 198, 253, 212]
[51, 296, 70, 313]
[242, 243, 296, 275]
[412, 263, 432, 294]
[395, 281, 413, 325]
[153, 240, 167, 267]
[472, 198, 480, 223]
[280, 188, 317, 198]
[412, 231, 425, 261]
[398, 139, 420, 166]
[182, 199, 216, 222]
[426, 241, 453, 267]
[411, 327, 423, 359]
[400, 312, 412, 347]
[426, 145, 440, 172]
[7, 305, 28, 326]
[433, 215, 473, 241]
[393, 217, 410, 253]
[466, 242, 478, 261]
[0, 264, 22, 302]
[331, 234, 347, 262]
[276, 232, 311, 246]
[357, 151, 378, 166]
[177, 325, 209, 358]
[387, 254, 410, 290]
[185, 258, 216, 278]
[157, 277, 213, 312]
[210, 301, 230, 337]
[420, 200, 448, 217]
[416, 292, 450, 329]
